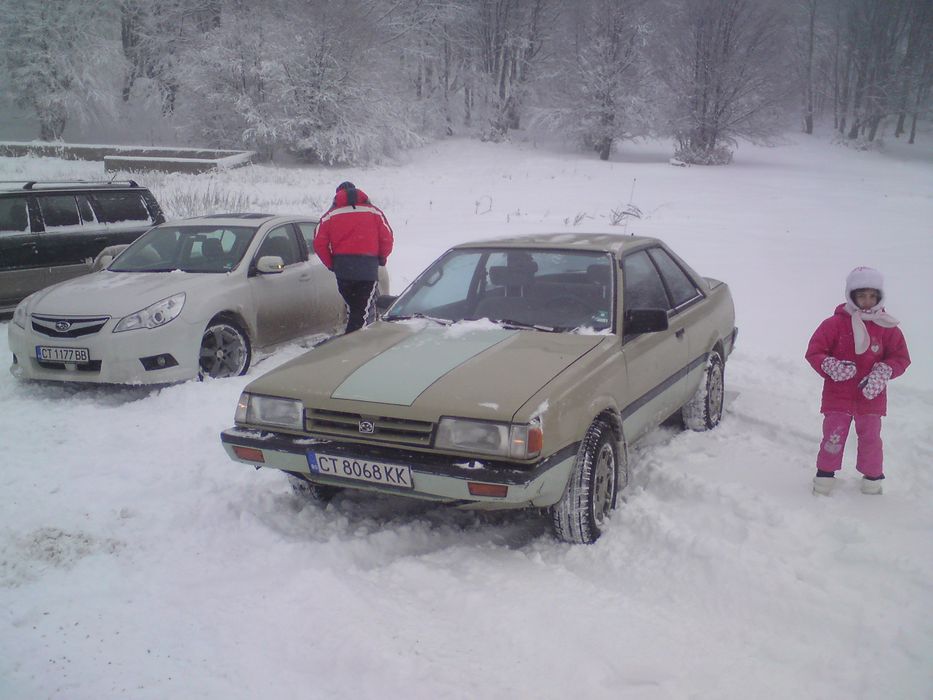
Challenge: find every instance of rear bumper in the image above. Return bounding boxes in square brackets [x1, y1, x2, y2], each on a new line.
[220, 427, 579, 509]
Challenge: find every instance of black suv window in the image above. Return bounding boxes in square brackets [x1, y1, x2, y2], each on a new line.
[38, 195, 81, 227]
[92, 192, 152, 224]
[0, 196, 29, 232]
[649, 248, 700, 307]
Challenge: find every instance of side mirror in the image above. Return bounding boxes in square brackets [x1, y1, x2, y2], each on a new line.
[375, 294, 397, 312]
[624, 308, 669, 334]
[256, 255, 285, 274]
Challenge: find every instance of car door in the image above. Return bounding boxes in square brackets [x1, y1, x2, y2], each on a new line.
[0, 194, 40, 309]
[619, 249, 690, 441]
[34, 193, 94, 287]
[297, 221, 344, 330]
[646, 246, 708, 394]
[248, 224, 318, 346]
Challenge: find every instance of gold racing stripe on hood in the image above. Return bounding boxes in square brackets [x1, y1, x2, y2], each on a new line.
[331, 327, 517, 406]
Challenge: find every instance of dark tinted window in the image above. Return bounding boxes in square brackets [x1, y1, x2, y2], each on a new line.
[622, 250, 670, 312]
[38, 195, 80, 227]
[0, 196, 29, 232]
[76, 195, 96, 223]
[649, 248, 700, 307]
[93, 192, 152, 224]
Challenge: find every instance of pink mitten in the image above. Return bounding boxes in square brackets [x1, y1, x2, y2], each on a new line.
[821, 357, 857, 382]
[861, 362, 893, 400]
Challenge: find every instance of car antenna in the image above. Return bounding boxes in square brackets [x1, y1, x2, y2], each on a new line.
[623, 178, 642, 236]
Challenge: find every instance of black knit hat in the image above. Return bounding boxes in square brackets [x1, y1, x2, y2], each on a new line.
[336, 181, 358, 207]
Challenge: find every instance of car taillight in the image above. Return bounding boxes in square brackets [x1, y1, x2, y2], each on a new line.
[233, 446, 264, 463]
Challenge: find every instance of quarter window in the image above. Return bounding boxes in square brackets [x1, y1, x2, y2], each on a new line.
[92, 192, 152, 224]
[649, 248, 700, 307]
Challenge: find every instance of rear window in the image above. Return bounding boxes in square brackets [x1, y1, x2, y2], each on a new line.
[0, 196, 29, 232]
[38, 195, 81, 227]
[92, 192, 152, 224]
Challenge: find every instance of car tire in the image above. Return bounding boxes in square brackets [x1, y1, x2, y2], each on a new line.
[199, 318, 251, 379]
[551, 419, 621, 545]
[287, 474, 341, 503]
[682, 349, 725, 431]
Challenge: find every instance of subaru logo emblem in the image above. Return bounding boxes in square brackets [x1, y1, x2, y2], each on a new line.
[55, 321, 72, 332]
[359, 420, 375, 434]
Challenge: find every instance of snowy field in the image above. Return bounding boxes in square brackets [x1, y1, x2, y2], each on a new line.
[1, 133, 931, 699]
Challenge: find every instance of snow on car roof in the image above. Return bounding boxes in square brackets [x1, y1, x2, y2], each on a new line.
[452, 232, 659, 254]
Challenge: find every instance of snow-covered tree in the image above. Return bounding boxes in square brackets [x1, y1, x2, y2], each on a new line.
[658, 0, 793, 164]
[0, 0, 122, 140]
[537, 0, 655, 160]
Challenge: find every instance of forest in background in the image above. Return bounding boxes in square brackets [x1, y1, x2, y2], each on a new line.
[1, 0, 930, 164]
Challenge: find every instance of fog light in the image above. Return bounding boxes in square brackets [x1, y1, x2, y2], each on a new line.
[468, 482, 508, 498]
[233, 446, 264, 463]
[140, 353, 179, 371]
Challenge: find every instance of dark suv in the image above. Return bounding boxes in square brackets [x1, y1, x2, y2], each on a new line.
[0, 180, 165, 313]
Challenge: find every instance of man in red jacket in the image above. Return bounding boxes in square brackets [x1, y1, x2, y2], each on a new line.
[314, 182, 394, 333]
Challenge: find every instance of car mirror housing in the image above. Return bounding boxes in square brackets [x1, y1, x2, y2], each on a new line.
[624, 308, 669, 334]
[375, 294, 397, 312]
[256, 255, 285, 274]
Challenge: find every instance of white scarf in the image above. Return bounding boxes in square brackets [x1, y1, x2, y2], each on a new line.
[844, 301, 899, 354]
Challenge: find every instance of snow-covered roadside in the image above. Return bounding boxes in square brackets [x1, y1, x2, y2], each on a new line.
[1, 134, 931, 699]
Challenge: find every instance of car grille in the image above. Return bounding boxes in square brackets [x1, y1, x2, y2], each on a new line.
[306, 408, 435, 447]
[36, 359, 103, 372]
[32, 315, 110, 338]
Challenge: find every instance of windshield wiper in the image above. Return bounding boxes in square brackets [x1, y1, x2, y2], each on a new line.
[494, 318, 560, 332]
[384, 312, 452, 326]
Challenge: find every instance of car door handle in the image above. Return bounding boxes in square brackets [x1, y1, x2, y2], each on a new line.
[299, 274, 313, 281]
[675, 328, 685, 339]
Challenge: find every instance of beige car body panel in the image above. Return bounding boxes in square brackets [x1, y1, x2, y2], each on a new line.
[221, 233, 736, 509]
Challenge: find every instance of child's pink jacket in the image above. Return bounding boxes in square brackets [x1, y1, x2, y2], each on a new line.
[806, 304, 910, 416]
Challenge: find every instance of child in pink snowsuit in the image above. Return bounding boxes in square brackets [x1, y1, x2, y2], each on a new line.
[805, 267, 910, 495]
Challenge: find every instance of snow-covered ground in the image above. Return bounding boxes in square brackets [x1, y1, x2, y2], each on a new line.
[1, 133, 931, 699]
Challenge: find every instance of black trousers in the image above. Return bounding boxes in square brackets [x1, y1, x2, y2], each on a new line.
[337, 278, 377, 333]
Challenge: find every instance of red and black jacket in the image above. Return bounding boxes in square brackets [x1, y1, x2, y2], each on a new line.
[313, 188, 394, 281]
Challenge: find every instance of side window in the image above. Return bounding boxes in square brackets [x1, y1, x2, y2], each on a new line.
[622, 251, 671, 313]
[649, 248, 700, 307]
[92, 192, 152, 224]
[0, 196, 30, 232]
[297, 223, 317, 251]
[38, 195, 81, 228]
[256, 225, 301, 266]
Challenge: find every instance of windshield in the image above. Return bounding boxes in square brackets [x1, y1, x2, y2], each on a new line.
[385, 248, 615, 332]
[109, 225, 258, 273]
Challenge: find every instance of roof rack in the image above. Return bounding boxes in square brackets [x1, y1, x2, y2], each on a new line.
[0, 180, 140, 191]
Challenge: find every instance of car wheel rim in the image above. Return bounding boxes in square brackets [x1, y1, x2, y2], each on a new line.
[592, 442, 616, 524]
[708, 361, 724, 423]
[200, 324, 247, 378]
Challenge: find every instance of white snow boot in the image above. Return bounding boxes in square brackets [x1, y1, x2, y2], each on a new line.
[812, 476, 835, 496]
[860, 478, 883, 495]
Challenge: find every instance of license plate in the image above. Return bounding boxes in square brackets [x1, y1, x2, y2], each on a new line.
[307, 452, 413, 489]
[36, 345, 90, 363]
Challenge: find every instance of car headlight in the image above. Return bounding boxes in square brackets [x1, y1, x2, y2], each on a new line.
[12, 300, 29, 329]
[113, 293, 186, 333]
[236, 392, 304, 431]
[436, 417, 542, 459]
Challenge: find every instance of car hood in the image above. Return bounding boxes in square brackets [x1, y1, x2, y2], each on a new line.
[26, 270, 231, 317]
[245, 319, 607, 421]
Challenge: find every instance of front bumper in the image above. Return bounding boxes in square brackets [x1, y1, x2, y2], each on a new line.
[8, 314, 203, 384]
[220, 427, 579, 509]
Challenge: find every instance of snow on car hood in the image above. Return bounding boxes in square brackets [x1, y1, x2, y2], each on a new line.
[25, 270, 231, 317]
[245, 319, 606, 420]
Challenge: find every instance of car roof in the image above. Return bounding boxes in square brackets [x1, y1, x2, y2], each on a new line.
[452, 232, 661, 256]
[0, 180, 149, 194]
[171, 213, 317, 227]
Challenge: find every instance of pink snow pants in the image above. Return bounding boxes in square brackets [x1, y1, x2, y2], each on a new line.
[816, 411, 883, 478]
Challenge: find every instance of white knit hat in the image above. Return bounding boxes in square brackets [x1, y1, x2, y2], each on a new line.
[845, 266, 884, 303]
